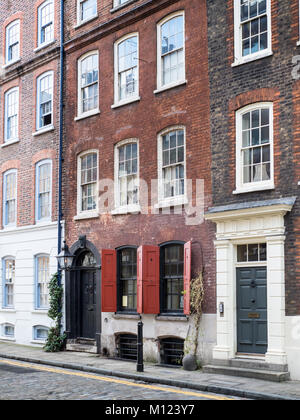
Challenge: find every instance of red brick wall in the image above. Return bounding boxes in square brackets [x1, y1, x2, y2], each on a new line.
[63, 0, 216, 313]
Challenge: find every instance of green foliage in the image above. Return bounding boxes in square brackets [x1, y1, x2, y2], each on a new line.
[44, 272, 66, 353]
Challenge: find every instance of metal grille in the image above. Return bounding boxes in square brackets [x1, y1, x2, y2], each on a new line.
[117, 334, 137, 361]
[160, 337, 184, 366]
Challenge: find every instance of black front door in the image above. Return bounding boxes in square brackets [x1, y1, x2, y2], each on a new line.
[237, 267, 267, 354]
[80, 269, 96, 339]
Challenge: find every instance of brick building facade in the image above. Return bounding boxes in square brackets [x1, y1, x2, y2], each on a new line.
[62, 0, 216, 364]
[0, 0, 62, 346]
[205, 0, 300, 380]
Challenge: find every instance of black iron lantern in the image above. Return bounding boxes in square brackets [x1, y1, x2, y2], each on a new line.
[56, 241, 75, 271]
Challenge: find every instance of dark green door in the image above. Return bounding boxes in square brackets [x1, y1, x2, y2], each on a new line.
[237, 267, 267, 354]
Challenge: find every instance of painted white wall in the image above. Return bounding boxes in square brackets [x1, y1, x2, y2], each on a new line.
[101, 312, 216, 364]
[285, 316, 300, 380]
[0, 222, 60, 347]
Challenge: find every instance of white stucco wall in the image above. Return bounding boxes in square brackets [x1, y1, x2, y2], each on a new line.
[0, 222, 60, 347]
[285, 316, 300, 380]
[101, 312, 216, 365]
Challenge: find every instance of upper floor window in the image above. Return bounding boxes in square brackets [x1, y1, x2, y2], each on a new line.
[4, 87, 19, 143]
[5, 20, 20, 65]
[157, 12, 185, 91]
[158, 127, 186, 206]
[114, 34, 139, 106]
[36, 160, 52, 221]
[35, 255, 50, 309]
[2, 258, 15, 308]
[78, 0, 97, 24]
[235, 103, 273, 194]
[37, 71, 53, 130]
[38, 0, 54, 47]
[3, 170, 17, 227]
[114, 140, 139, 212]
[234, 0, 271, 65]
[78, 52, 99, 117]
[113, 0, 130, 7]
[77, 151, 98, 214]
[117, 247, 137, 313]
[160, 243, 184, 314]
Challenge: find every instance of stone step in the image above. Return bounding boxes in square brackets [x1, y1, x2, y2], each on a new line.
[66, 343, 98, 354]
[229, 358, 289, 372]
[202, 365, 290, 382]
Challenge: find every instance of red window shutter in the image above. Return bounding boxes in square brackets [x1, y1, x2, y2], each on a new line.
[101, 249, 117, 312]
[137, 246, 143, 314]
[183, 241, 192, 315]
[138, 245, 160, 314]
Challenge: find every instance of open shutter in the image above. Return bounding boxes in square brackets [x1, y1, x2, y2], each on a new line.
[101, 249, 117, 312]
[183, 241, 192, 315]
[137, 246, 143, 314]
[137, 245, 160, 314]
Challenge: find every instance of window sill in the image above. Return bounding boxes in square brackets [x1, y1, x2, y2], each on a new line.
[2, 58, 21, 70]
[110, 0, 139, 13]
[74, 14, 99, 29]
[34, 40, 56, 53]
[111, 204, 141, 215]
[232, 51, 273, 67]
[74, 109, 100, 121]
[1, 138, 20, 148]
[155, 196, 188, 209]
[233, 183, 275, 195]
[154, 80, 187, 95]
[113, 313, 141, 320]
[0, 308, 16, 313]
[31, 340, 46, 345]
[0, 337, 15, 342]
[32, 125, 54, 137]
[156, 315, 188, 322]
[31, 309, 49, 314]
[111, 96, 141, 109]
[74, 212, 99, 221]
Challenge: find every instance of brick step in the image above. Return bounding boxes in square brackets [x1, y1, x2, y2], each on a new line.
[202, 365, 290, 382]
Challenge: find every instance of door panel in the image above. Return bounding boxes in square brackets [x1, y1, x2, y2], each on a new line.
[80, 270, 96, 339]
[237, 267, 267, 354]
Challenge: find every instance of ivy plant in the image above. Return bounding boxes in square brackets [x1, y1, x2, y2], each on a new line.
[44, 272, 66, 352]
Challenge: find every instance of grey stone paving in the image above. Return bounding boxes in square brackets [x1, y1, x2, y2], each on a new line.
[0, 341, 299, 399]
[0, 359, 238, 400]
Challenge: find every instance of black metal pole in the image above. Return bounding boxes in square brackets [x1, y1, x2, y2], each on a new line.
[137, 321, 144, 372]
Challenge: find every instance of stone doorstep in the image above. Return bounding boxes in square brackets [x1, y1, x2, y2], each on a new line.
[66, 339, 97, 354]
[203, 359, 291, 383]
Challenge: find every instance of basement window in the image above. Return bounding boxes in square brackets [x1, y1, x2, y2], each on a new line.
[159, 337, 184, 366]
[116, 333, 137, 361]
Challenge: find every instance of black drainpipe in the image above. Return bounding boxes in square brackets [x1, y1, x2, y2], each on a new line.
[57, 0, 64, 280]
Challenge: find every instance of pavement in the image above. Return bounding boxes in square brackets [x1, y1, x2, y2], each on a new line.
[0, 341, 300, 400]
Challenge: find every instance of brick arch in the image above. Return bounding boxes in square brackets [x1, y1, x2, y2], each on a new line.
[228, 88, 279, 112]
[1, 159, 20, 173]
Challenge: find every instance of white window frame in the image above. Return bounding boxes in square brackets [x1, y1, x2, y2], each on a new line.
[155, 11, 186, 93]
[156, 126, 187, 209]
[76, 51, 100, 120]
[77, 0, 97, 25]
[2, 257, 15, 308]
[35, 159, 52, 222]
[112, 138, 140, 215]
[5, 20, 20, 65]
[35, 254, 50, 309]
[37, 0, 54, 48]
[1, 323, 15, 340]
[33, 325, 49, 342]
[233, 0, 272, 67]
[4, 87, 19, 143]
[36, 71, 54, 131]
[234, 102, 274, 194]
[113, 33, 140, 108]
[3, 169, 17, 228]
[113, 0, 130, 7]
[76, 150, 99, 219]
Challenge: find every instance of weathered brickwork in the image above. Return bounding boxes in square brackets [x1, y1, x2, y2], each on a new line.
[207, 0, 300, 315]
[63, 0, 216, 314]
[0, 0, 61, 228]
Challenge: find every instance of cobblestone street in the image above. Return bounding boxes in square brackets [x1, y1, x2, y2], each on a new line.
[0, 358, 241, 401]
